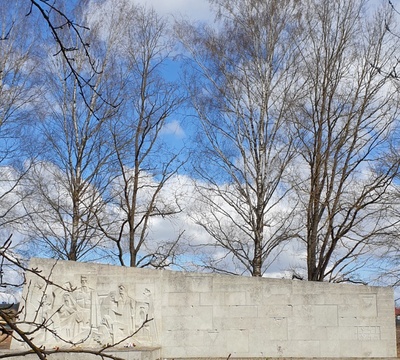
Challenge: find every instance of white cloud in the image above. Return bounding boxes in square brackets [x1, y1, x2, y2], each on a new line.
[133, 0, 211, 22]
[88, 0, 212, 25]
[161, 119, 185, 138]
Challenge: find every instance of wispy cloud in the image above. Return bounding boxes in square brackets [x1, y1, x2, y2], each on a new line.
[133, 0, 211, 21]
[161, 119, 185, 138]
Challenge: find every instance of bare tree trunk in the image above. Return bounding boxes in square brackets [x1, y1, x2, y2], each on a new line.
[292, 0, 400, 282]
[177, 0, 301, 276]
[23, 1, 117, 261]
[97, 3, 185, 268]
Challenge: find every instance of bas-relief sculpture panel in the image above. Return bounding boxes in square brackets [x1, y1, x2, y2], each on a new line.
[13, 258, 396, 358]
[24, 274, 157, 348]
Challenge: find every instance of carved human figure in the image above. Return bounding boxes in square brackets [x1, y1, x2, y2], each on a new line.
[136, 302, 150, 337]
[110, 284, 135, 342]
[18, 274, 157, 349]
[48, 275, 100, 343]
[134, 288, 155, 343]
[98, 291, 118, 343]
[74, 275, 100, 329]
[101, 291, 117, 325]
[58, 292, 80, 338]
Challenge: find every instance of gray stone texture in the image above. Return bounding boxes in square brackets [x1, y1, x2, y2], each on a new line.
[11, 258, 396, 358]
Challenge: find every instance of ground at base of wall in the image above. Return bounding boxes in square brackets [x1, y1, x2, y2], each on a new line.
[2, 331, 400, 358]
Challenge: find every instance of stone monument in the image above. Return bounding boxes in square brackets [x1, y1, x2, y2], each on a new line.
[11, 258, 397, 359]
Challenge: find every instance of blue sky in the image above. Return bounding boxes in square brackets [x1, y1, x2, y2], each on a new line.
[2, 0, 398, 296]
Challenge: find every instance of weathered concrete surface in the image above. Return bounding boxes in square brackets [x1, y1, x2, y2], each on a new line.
[11, 258, 396, 358]
[1, 348, 161, 360]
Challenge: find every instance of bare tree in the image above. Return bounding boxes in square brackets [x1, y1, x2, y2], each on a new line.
[0, 1, 43, 250]
[176, 0, 303, 276]
[0, 3, 166, 351]
[1, 0, 187, 268]
[22, 0, 119, 262]
[96, 2, 186, 268]
[290, 0, 400, 282]
[368, 148, 400, 290]
[26, 0, 114, 113]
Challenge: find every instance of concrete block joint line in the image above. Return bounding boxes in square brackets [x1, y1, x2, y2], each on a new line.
[8, 258, 397, 359]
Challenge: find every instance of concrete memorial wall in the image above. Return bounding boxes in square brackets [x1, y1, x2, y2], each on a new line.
[12, 258, 396, 358]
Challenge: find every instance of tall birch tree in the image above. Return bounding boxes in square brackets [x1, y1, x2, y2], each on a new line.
[177, 0, 302, 276]
[291, 0, 400, 282]
[92, 2, 186, 268]
[23, 1, 118, 261]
